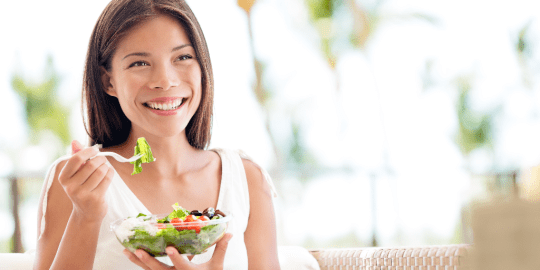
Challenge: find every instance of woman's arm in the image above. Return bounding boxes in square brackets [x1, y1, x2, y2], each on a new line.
[34, 144, 114, 270]
[242, 159, 281, 270]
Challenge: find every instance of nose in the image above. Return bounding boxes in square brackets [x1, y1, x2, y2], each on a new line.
[148, 63, 179, 90]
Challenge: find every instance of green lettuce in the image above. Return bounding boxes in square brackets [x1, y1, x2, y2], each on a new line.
[167, 203, 190, 221]
[130, 137, 155, 175]
[125, 229, 165, 255]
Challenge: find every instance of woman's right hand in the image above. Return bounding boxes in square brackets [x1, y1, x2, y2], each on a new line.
[57, 140, 115, 222]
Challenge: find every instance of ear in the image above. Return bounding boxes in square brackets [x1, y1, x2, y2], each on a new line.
[100, 66, 117, 97]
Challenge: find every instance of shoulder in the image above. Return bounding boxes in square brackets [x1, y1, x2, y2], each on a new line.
[211, 148, 277, 197]
[241, 158, 274, 200]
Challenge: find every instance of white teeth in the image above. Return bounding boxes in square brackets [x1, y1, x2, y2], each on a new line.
[146, 99, 183, 111]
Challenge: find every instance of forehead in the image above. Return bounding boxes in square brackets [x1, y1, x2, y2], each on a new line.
[115, 15, 191, 55]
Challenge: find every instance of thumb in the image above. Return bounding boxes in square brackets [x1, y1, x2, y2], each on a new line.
[210, 233, 232, 266]
[71, 140, 83, 154]
[166, 247, 193, 269]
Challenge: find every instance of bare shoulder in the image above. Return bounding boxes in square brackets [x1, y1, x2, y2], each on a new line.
[241, 158, 273, 198]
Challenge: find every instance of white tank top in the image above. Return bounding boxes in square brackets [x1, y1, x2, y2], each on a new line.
[36, 148, 277, 270]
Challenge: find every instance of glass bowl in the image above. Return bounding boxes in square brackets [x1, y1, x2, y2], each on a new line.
[110, 212, 231, 256]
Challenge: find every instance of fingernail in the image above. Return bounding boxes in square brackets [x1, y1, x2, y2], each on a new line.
[166, 248, 174, 256]
[71, 140, 81, 154]
[136, 250, 143, 259]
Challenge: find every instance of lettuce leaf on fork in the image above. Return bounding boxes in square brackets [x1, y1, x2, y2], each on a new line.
[130, 137, 156, 175]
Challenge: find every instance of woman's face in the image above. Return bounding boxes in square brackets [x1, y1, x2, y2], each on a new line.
[103, 14, 202, 139]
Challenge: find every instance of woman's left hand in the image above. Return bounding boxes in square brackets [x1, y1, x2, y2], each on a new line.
[123, 233, 232, 270]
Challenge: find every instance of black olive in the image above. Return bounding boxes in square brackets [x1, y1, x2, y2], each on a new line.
[203, 207, 215, 218]
[190, 210, 202, 216]
[215, 209, 226, 217]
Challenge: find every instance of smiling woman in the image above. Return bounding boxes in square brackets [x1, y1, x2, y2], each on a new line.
[31, 0, 280, 270]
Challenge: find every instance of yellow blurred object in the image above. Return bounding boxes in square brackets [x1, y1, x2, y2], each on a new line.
[520, 165, 540, 201]
[238, 0, 256, 14]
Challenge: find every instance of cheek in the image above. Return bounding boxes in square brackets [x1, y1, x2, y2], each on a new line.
[114, 75, 141, 102]
[190, 67, 203, 97]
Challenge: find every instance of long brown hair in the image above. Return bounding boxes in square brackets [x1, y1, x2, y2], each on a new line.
[83, 0, 213, 149]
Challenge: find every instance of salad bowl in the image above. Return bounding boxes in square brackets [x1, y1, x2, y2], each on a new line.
[111, 204, 231, 256]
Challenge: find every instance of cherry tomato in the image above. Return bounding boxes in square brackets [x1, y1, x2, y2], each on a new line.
[199, 215, 210, 226]
[170, 218, 182, 224]
[188, 219, 204, 234]
[170, 217, 185, 231]
[184, 215, 197, 223]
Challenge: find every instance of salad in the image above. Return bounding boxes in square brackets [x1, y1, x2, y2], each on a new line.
[130, 137, 155, 175]
[111, 203, 230, 256]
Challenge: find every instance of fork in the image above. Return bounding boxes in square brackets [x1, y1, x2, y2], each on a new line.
[92, 152, 142, 163]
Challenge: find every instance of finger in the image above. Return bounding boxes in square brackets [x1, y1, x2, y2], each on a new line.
[71, 140, 83, 154]
[61, 157, 106, 191]
[123, 249, 152, 270]
[71, 156, 108, 186]
[61, 146, 100, 179]
[210, 233, 233, 266]
[81, 163, 111, 191]
[167, 247, 192, 269]
[92, 165, 115, 193]
[134, 249, 171, 269]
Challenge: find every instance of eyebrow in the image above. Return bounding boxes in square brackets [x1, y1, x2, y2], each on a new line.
[122, 44, 194, 60]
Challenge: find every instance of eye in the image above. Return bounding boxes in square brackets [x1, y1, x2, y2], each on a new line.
[129, 61, 149, 68]
[176, 54, 193, 61]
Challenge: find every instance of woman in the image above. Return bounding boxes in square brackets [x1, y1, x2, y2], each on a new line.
[33, 0, 280, 269]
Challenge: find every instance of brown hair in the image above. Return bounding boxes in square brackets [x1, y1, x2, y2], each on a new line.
[83, 0, 213, 149]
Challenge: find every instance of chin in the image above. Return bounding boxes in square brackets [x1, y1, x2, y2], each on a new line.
[132, 123, 187, 139]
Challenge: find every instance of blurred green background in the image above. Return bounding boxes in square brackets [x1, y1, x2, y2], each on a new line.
[2, 0, 540, 253]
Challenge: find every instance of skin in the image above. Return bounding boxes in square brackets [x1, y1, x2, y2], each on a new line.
[34, 14, 280, 270]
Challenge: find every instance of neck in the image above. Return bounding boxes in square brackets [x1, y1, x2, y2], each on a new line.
[114, 130, 202, 178]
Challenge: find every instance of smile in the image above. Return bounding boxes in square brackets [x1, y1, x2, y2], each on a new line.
[144, 98, 185, 111]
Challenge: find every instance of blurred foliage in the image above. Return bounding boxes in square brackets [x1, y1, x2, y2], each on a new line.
[287, 122, 319, 181]
[1, 238, 11, 253]
[11, 55, 70, 147]
[305, 0, 338, 67]
[455, 76, 493, 156]
[9, 55, 69, 253]
[516, 20, 532, 57]
[305, 0, 437, 68]
[253, 59, 272, 107]
[516, 20, 534, 88]
[306, 0, 338, 19]
[243, 0, 319, 180]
